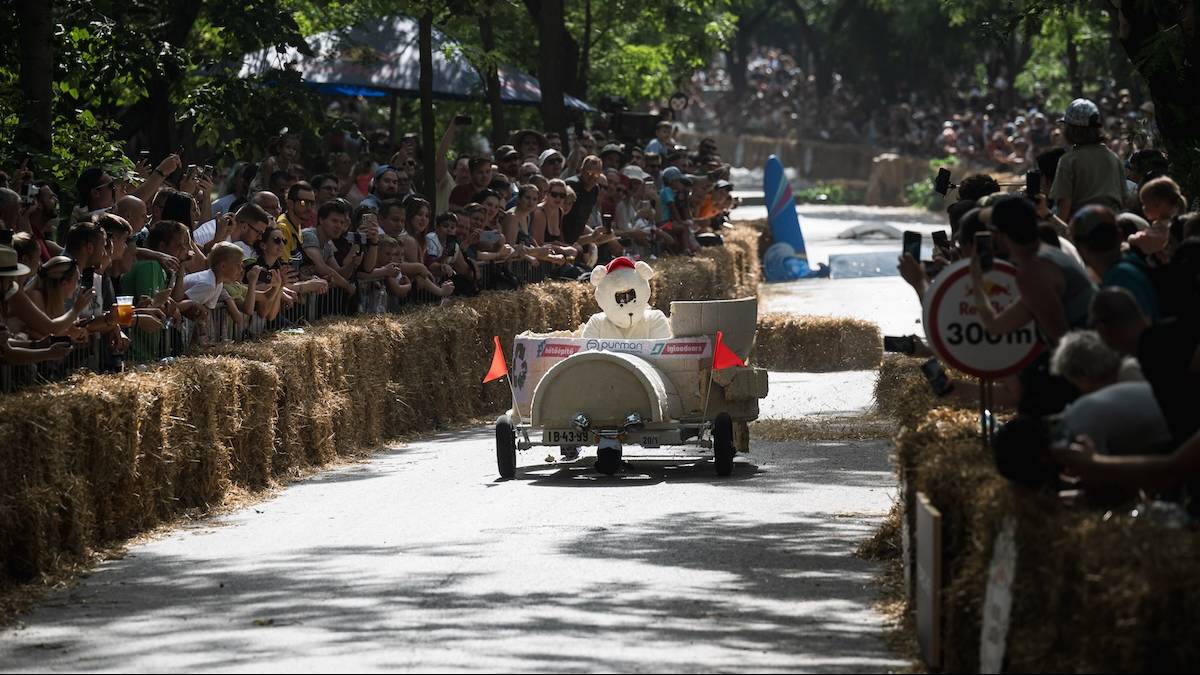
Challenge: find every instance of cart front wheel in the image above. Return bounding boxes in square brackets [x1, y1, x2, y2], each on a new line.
[496, 415, 517, 479]
[713, 413, 734, 476]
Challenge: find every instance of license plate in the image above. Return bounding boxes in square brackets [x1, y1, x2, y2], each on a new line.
[639, 435, 660, 448]
[543, 429, 593, 445]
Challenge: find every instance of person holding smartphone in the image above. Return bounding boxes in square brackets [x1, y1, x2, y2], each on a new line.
[970, 195, 1097, 415]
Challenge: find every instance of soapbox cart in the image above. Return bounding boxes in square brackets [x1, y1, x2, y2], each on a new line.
[494, 298, 769, 478]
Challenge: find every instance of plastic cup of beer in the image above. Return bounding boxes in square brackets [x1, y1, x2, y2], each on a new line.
[115, 295, 134, 327]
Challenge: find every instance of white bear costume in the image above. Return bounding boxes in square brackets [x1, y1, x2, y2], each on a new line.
[581, 257, 672, 340]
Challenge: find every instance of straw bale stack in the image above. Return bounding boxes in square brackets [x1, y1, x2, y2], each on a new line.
[753, 314, 882, 371]
[0, 225, 761, 586]
[891, 407, 1200, 672]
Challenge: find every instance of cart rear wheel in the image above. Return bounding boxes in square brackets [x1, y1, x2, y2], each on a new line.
[713, 413, 734, 476]
[496, 415, 517, 479]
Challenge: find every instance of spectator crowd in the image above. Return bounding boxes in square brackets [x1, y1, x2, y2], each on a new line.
[893, 96, 1200, 517]
[690, 45, 1159, 167]
[0, 113, 738, 390]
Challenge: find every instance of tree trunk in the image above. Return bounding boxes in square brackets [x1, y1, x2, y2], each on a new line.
[14, 0, 54, 155]
[419, 10, 437, 199]
[147, 0, 204, 158]
[477, 10, 506, 145]
[537, 0, 569, 145]
[1116, 1, 1200, 199]
[577, 0, 593, 102]
[1065, 14, 1082, 98]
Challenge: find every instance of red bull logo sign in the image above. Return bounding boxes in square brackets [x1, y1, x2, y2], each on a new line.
[923, 260, 1042, 379]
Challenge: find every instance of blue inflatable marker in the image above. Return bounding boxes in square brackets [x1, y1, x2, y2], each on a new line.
[762, 155, 830, 282]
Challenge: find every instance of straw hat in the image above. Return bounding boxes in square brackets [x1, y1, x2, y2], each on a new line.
[0, 245, 31, 278]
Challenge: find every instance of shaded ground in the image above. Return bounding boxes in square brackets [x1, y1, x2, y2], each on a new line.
[0, 416, 902, 673]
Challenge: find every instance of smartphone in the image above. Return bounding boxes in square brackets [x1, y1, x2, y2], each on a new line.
[932, 230, 950, 253]
[454, 114, 472, 126]
[79, 268, 95, 291]
[138, 150, 151, 162]
[933, 167, 953, 196]
[920, 357, 955, 397]
[1025, 169, 1042, 196]
[902, 230, 922, 261]
[883, 335, 916, 355]
[976, 231, 995, 272]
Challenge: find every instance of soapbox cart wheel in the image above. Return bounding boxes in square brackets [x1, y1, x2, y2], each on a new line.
[496, 415, 517, 479]
[713, 413, 734, 476]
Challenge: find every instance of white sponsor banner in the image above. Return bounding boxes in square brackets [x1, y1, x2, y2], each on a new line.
[511, 336, 711, 418]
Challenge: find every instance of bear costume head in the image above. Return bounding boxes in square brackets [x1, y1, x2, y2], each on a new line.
[590, 257, 656, 330]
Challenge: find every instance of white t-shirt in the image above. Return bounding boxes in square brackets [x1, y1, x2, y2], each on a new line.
[211, 193, 237, 218]
[1061, 381, 1172, 455]
[425, 232, 443, 259]
[193, 220, 253, 258]
[184, 269, 225, 309]
[193, 219, 217, 247]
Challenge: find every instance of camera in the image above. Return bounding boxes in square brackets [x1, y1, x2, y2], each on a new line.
[920, 358, 954, 397]
[259, 269, 272, 284]
[883, 335, 917, 355]
[1025, 169, 1042, 197]
[933, 167, 956, 196]
[975, 231, 995, 272]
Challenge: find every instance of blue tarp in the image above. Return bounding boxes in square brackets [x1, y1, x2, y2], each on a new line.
[240, 15, 596, 112]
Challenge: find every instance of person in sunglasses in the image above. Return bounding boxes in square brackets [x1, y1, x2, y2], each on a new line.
[278, 182, 316, 260]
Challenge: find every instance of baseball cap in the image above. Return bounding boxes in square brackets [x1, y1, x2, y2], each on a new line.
[600, 143, 624, 158]
[537, 149, 564, 167]
[988, 195, 1039, 244]
[620, 165, 650, 182]
[1060, 98, 1102, 128]
[495, 145, 519, 161]
[661, 166, 692, 186]
[713, 179, 733, 191]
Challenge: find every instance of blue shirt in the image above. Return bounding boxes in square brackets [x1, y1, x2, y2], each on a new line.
[658, 186, 676, 223]
[1104, 253, 1161, 321]
[645, 138, 668, 156]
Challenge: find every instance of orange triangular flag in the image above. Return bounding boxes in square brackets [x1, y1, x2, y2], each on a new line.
[712, 330, 746, 370]
[483, 336, 509, 383]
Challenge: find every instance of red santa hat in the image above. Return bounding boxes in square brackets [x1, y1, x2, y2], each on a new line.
[605, 257, 636, 274]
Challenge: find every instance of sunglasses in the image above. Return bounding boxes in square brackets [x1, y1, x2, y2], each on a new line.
[550, 191, 567, 199]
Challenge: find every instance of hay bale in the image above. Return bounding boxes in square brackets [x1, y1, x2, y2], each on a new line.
[753, 314, 882, 372]
[0, 224, 762, 587]
[894, 406, 1200, 673]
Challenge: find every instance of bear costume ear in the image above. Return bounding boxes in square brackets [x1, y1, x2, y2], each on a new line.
[590, 265, 607, 287]
[635, 260, 655, 281]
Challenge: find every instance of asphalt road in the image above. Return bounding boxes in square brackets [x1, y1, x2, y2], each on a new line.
[0, 382, 902, 673]
[1, 206, 927, 672]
